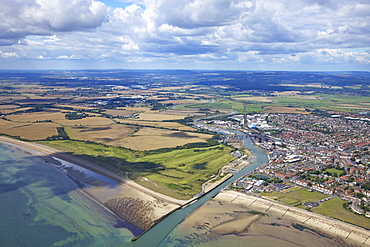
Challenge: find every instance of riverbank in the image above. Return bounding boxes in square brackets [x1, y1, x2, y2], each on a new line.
[215, 191, 370, 246]
[0, 136, 185, 231]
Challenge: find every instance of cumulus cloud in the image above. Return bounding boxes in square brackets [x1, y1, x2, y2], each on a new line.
[0, 51, 19, 58]
[0, 0, 369, 70]
[155, 0, 254, 29]
[0, 0, 107, 45]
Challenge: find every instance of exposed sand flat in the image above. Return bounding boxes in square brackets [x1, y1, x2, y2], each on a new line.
[216, 191, 370, 246]
[0, 136, 186, 205]
[0, 136, 186, 231]
[168, 193, 355, 247]
[211, 214, 261, 234]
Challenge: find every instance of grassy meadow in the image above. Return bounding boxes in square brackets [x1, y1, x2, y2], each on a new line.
[260, 186, 328, 208]
[181, 98, 266, 113]
[178, 93, 370, 114]
[261, 187, 370, 230]
[266, 94, 370, 112]
[41, 140, 235, 199]
[312, 198, 370, 230]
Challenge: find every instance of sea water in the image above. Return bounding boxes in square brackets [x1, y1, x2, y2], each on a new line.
[0, 143, 134, 247]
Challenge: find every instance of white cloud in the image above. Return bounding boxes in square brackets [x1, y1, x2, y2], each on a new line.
[155, 0, 255, 29]
[0, 0, 369, 69]
[0, 51, 19, 58]
[44, 35, 62, 43]
[0, 0, 107, 45]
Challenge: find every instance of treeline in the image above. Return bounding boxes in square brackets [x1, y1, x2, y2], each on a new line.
[45, 127, 70, 140]
[144, 138, 220, 155]
[65, 112, 87, 120]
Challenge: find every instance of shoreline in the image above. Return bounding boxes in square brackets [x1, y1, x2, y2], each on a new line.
[0, 136, 186, 206]
[216, 190, 370, 246]
[0, 136, 186, 232]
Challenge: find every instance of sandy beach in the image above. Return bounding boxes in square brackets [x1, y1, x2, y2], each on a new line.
[0, 136, 185, 231]
[162, 190, 370, 246]
[3, 135, 370, 245]
[214, 191, 370, 246]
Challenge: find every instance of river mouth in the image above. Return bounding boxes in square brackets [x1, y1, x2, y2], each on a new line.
[0, 121, 270, 246]
[130, 132, 270, 246]
[160, 196, 353, 247]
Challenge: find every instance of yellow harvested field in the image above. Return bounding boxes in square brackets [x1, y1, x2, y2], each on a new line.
[114, 119, 196, 131]
[234, 96, 272, 102]
[151, 86, 195, 91]
[0, 107, 33, 114]
[159, 109, 205, 116]
[104, 109, 133, 117]
[272, 90, 303, 96]
[264, 106, 310, 114]
[65, 124, 137, 143]
[56, 104, 99, 110]
[121, 107, 153, 112]
[0, 119, 30, 130]
[19, 94, 48, 99]
[84, 112, 102, 117]
[161, 99, 210, 105]
[117, 127, 212, 150]
[56, 117, 115, 126]
[0, 105, 19, 110]
[137, 112, 187, 121]
[6, 110, 66, 123]
[0, 96, 28, 101]
[1, 122, 60, 140]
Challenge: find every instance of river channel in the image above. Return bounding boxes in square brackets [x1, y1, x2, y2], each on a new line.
[129, 131, 270, 246]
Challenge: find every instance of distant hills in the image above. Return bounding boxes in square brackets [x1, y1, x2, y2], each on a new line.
[1, 70, 370, 93]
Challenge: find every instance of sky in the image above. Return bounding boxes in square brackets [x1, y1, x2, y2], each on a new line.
[0, 0, 369, 71]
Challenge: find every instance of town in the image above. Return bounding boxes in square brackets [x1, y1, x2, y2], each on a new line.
[198, 112, 370, 217]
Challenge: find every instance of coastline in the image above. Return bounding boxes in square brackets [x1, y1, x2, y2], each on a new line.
[0, 136, 185, 231]
[216, 190, 370, 246]
[3, 135, 369, 246]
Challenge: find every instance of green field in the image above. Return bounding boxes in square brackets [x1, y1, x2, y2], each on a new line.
[268, 94, 370, 112]
[181, 98, 266, 113]
[41, 140, 235, 199]
[137, 146, 235, 198]
[312, 198, 370, 230]
[260, 186, 327, 208]
[179, 93, 370, 115]
[261, 187, 370, 230]
[323, 168, 345, 177]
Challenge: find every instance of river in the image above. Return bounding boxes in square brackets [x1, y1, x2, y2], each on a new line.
[0, 127, 269, 246]
[129, 131, 269, 246]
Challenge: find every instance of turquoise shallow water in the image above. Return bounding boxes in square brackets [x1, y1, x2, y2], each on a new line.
[0, 143, 136, 247]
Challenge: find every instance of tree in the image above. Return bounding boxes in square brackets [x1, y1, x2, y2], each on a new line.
[355, 192, 365, 199]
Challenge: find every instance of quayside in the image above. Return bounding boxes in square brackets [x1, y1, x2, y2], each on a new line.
[128, 132, 269, 246]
